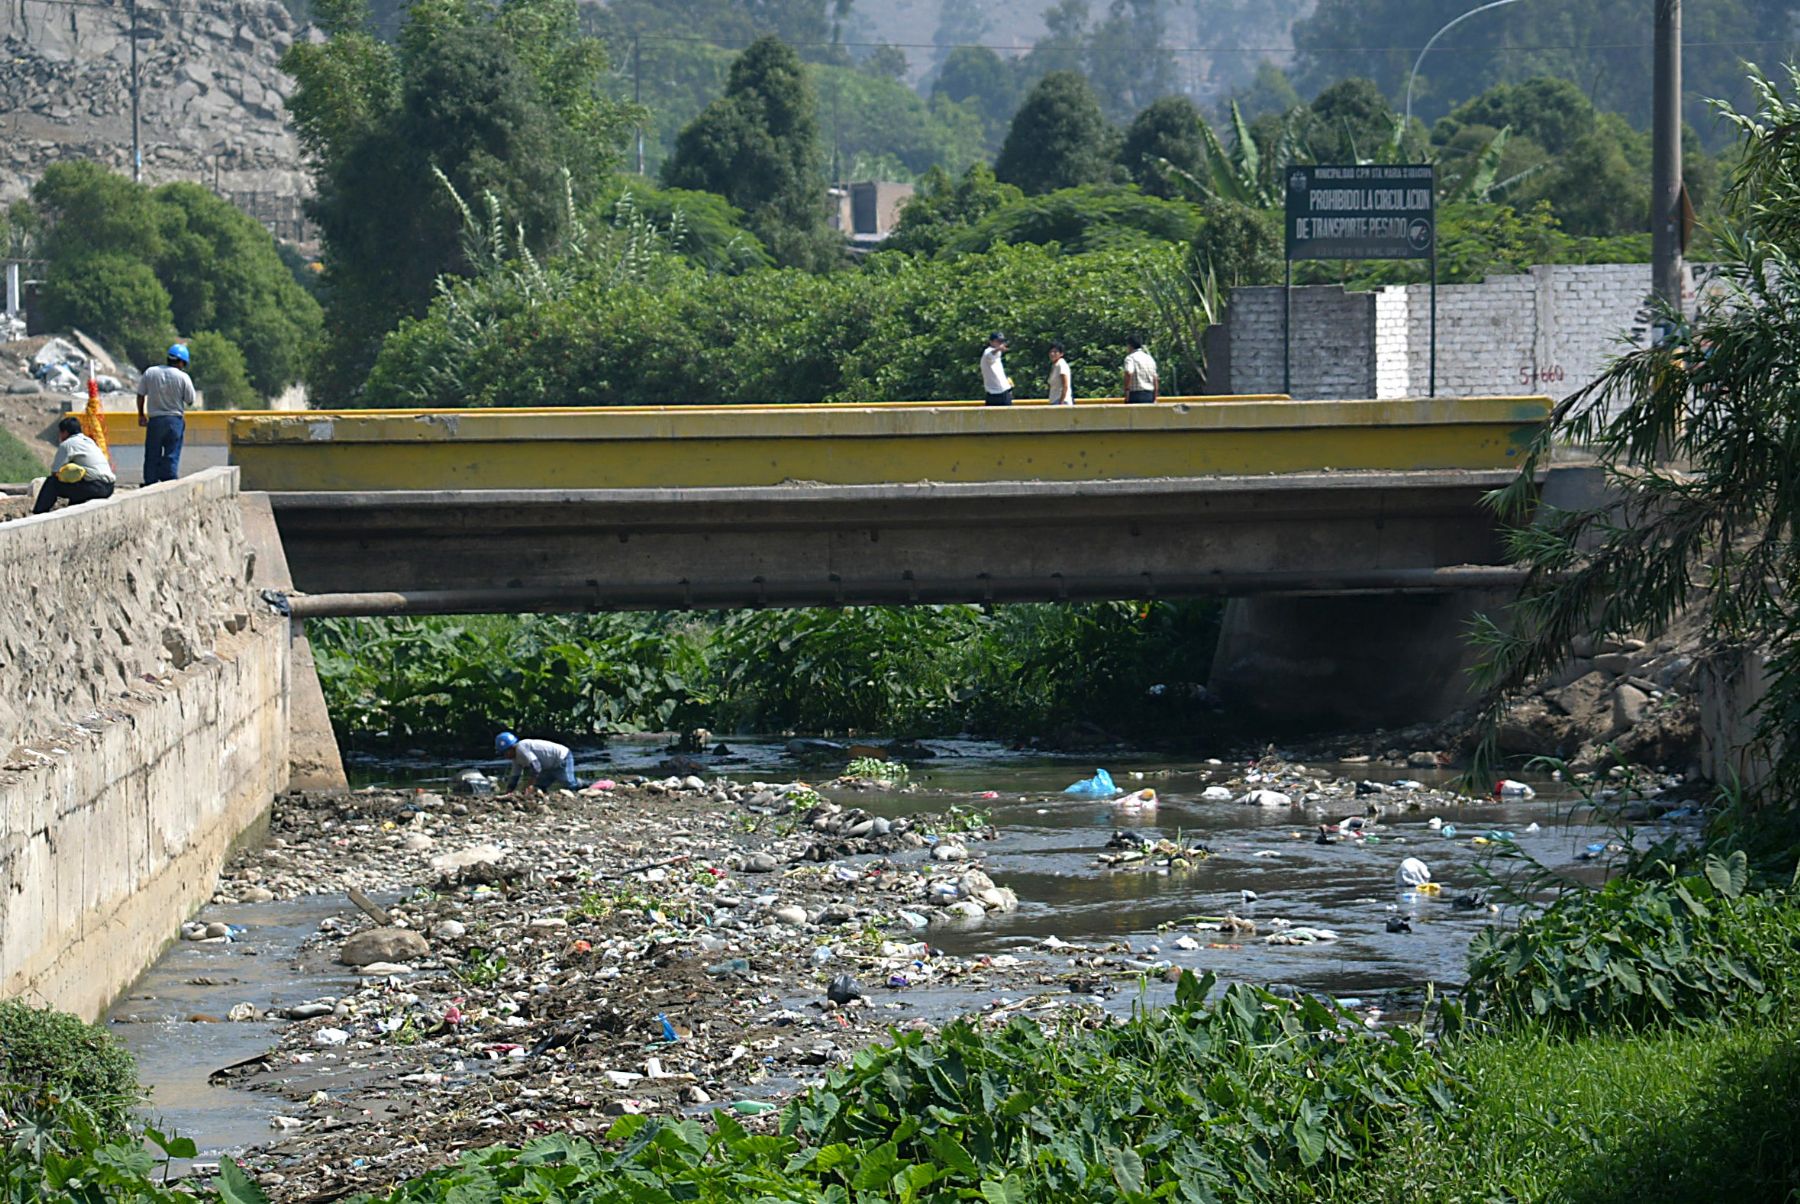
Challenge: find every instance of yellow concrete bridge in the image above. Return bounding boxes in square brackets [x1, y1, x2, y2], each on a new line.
[89, 393, 1560, 726]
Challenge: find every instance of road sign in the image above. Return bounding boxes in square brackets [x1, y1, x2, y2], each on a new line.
[1284, 164, 1435, 261]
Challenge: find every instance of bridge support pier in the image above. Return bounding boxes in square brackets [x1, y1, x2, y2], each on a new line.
[1208, 589, 1515, 733]
[239, 493, 348, 791]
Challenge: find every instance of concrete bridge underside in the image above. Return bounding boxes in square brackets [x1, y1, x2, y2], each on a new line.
[268, 469, 1525, 614]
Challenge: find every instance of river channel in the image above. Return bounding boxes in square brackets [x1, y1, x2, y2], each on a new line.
[108, 737, 1626, 1165]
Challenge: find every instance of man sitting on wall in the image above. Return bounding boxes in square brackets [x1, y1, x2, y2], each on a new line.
[32, 416, 117, 514]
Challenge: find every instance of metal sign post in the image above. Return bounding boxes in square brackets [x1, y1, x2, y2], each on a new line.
[1283, 164, 1437, 396]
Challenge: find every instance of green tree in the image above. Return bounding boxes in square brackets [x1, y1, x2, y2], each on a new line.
[588, 0, 850, 60]
[28, 163, 318, 389]
[995, 70, 1119, 195]
[662, 36, 838, 269]
[1304, 77, 1402, 163]
[1293, 0, 1800, 143]
[883, 163, 1023, 256]
[591, 180, 773, 273]
[30, 161, 161, 265]
[813, 64, 986, 180]
[1234, 61, 1302, 121]
[284, 0, 637, 402]
[1435, 76, 1596, 156]
[184, 330, 259, 409]
[1121, 95, 1206, 199]
[1187, 197, 1281, 287]
[941, 183, 1200, 256]
[148, 183, 321, 395]
[1472, 63, 1800, 823]
[37, 254, 174, 368]
[863, 42, 907, 81]
[932, 45, 1021, 152]
[1081, 0, 1176, 123]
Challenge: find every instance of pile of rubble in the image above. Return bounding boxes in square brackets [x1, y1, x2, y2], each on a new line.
[3, 333, 132, 397]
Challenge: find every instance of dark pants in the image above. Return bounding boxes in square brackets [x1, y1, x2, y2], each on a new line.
[144, 414, 185, 484]
[984, 390, 1014, 407]
[32, 476, 115, 514]
[1126, 390, 1156, 405]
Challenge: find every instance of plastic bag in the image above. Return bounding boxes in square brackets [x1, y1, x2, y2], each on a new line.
[1063, 768, 1117, 796]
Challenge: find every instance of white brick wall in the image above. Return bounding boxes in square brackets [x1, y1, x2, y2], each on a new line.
[1228, 263, 1723, 411]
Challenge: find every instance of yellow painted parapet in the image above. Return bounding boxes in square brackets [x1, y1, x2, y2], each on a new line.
[79, 394, 1286, 445]
[74, 410, 239, 446]
[225, 396, 1552, 492]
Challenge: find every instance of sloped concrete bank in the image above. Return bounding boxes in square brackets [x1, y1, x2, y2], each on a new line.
[0, 468, 289, 1019]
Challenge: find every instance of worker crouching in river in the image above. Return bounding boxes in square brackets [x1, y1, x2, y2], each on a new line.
[494, 730, 578, 792]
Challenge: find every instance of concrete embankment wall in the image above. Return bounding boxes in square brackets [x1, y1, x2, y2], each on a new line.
[0, 468, 289, 1019]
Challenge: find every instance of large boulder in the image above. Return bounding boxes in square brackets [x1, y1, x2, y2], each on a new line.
[338, 927, 429, 967]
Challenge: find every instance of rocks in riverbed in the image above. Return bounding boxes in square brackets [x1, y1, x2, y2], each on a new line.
[338, 927, 429, 967]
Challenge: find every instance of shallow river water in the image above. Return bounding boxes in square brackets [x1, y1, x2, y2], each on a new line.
[109, 737, 1622, 1162]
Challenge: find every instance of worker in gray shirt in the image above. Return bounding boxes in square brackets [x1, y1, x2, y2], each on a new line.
[495, 730, 580, 792]
[32, 416, 117, 514]
[136, 341, 196, 485]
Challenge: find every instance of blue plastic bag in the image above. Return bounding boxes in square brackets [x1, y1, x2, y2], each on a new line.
[1063, 768, 1117, 796]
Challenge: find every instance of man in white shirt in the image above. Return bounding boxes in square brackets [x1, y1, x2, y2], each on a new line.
[1047, 342, 1073, 405]
[32, 416, 117, 514]
[980, 331, 1014, 406]
[1122, 334, 1158, 404]
[136, 342, 197, 485]
[495, 730, 579, 791]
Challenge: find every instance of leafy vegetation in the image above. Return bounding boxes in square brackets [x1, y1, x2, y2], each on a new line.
[361, 237, 1192, 410]
[1466, 853, 1800, 1033]
[308, 614, 704, 747]
[0, 1001, 139, 1136]
[844, 757, 908, 781]
[311, 600, 1222, 748]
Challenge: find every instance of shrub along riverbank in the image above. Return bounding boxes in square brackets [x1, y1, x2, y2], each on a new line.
[307, 602, 1225, 750]
[7, 856, 1800, 1202]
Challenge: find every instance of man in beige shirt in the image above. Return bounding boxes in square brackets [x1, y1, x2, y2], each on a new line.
[1122, 335, 1158, 404]
[1047, 342, 1073, 405]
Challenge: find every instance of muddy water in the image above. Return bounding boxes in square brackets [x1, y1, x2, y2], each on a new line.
[112, 739, 1620, 1161]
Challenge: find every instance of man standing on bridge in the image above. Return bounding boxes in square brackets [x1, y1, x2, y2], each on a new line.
[137, 342, 195, 485]
[980, 332, 1014, 406]
[1122, 335, 1158, 404]
[495, 730, 579, 792]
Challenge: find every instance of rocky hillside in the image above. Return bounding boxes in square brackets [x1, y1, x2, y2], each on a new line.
[0, 0, 308, 206]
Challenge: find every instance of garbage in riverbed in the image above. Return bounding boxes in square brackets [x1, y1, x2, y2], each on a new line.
[1112, 788, 1157, 812]
[1063, 768, 1116, 796]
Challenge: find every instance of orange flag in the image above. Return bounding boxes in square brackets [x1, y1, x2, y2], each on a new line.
[82, 378, 112, 466]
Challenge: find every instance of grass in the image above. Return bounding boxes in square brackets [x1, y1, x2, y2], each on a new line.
[0, 426, 46, 482]
[1348, 1022, 1800, 1203]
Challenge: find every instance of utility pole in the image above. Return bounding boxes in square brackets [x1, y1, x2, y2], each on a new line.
[633, 34, 643, 175]
[1651, 0, 1682, 318]
[127, 0, 142, 183]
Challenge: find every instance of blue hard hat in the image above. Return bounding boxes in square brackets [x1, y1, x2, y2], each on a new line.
[495, 730, 519, 754]
[167, 342, 190, 364]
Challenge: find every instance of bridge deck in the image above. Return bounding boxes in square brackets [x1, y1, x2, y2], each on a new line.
[226, 397, 1550, 492]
